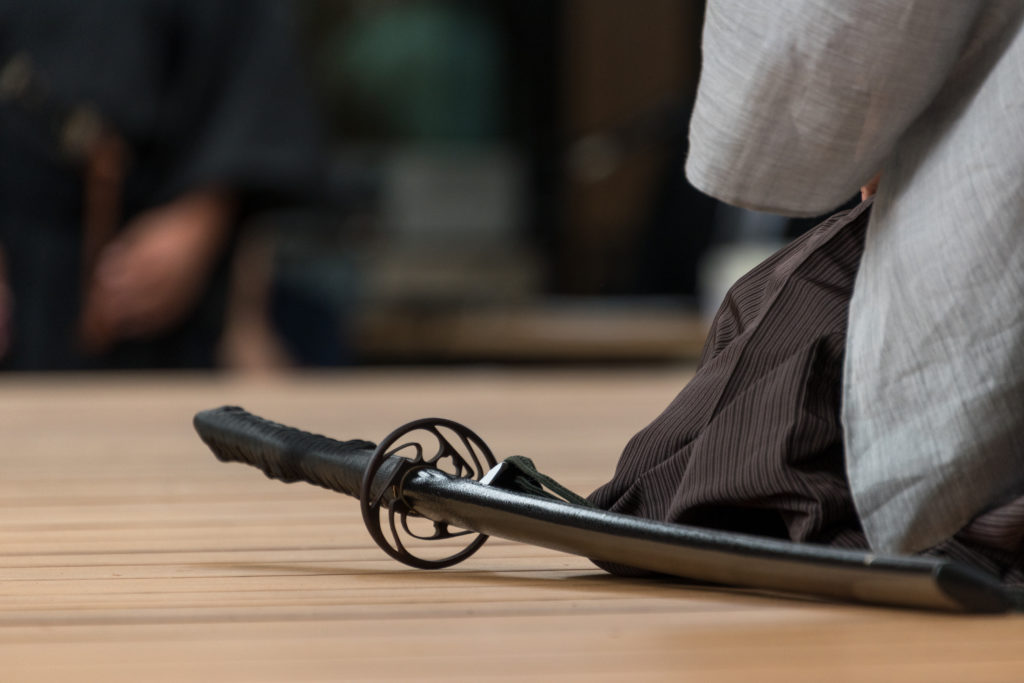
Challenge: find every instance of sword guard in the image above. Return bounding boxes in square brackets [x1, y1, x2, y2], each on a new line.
[359, 417, 497, 569]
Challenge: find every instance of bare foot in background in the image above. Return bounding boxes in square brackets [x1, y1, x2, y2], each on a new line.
[217, 229, 293, 374]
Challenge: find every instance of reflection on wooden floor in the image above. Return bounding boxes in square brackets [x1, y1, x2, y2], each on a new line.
[2, 369, 1022, 682]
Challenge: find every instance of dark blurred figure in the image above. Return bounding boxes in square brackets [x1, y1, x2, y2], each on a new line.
[0, 0, 322, 370]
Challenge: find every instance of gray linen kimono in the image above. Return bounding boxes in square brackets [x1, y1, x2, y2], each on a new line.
[685, 1, 1024, 554]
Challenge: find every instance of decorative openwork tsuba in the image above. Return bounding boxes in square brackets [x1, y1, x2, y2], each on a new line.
[358, 418, 497, 569]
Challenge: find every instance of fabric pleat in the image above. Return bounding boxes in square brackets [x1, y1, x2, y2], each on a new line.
[589, 199, 1024, 582]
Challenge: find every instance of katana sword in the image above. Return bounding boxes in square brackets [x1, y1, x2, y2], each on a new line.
[194, 406, 1018, 614]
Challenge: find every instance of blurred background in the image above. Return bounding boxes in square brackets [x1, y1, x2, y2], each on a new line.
[0, 0, 838, 372]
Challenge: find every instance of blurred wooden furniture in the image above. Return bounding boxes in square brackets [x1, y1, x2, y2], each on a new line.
[354, 301, 708, 362]
[560, 0, 704, 294]
[2, 370, 1022, 682]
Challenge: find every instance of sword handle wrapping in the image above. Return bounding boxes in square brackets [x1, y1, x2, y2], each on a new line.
[193, 406, 378, 500]
[197, 406, 497, 569]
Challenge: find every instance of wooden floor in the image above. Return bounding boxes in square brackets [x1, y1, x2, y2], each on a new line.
[2, 368, 1022, 682]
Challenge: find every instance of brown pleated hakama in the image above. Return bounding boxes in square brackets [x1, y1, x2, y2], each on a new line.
[589, 200, 1024, 582]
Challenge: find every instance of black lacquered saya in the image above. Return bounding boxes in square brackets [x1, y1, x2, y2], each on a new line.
[194, 406, 1017, 614]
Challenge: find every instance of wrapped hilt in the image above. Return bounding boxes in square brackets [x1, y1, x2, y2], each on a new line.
[194, 406, 381, 500]
[194, 406, 497, 569]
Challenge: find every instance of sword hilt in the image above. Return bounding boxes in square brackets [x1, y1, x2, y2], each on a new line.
[194, 406, 497, 569]
[193, 406, 379, 499]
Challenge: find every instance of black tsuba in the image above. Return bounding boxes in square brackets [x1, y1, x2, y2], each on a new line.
[359, 417, 497, 569]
